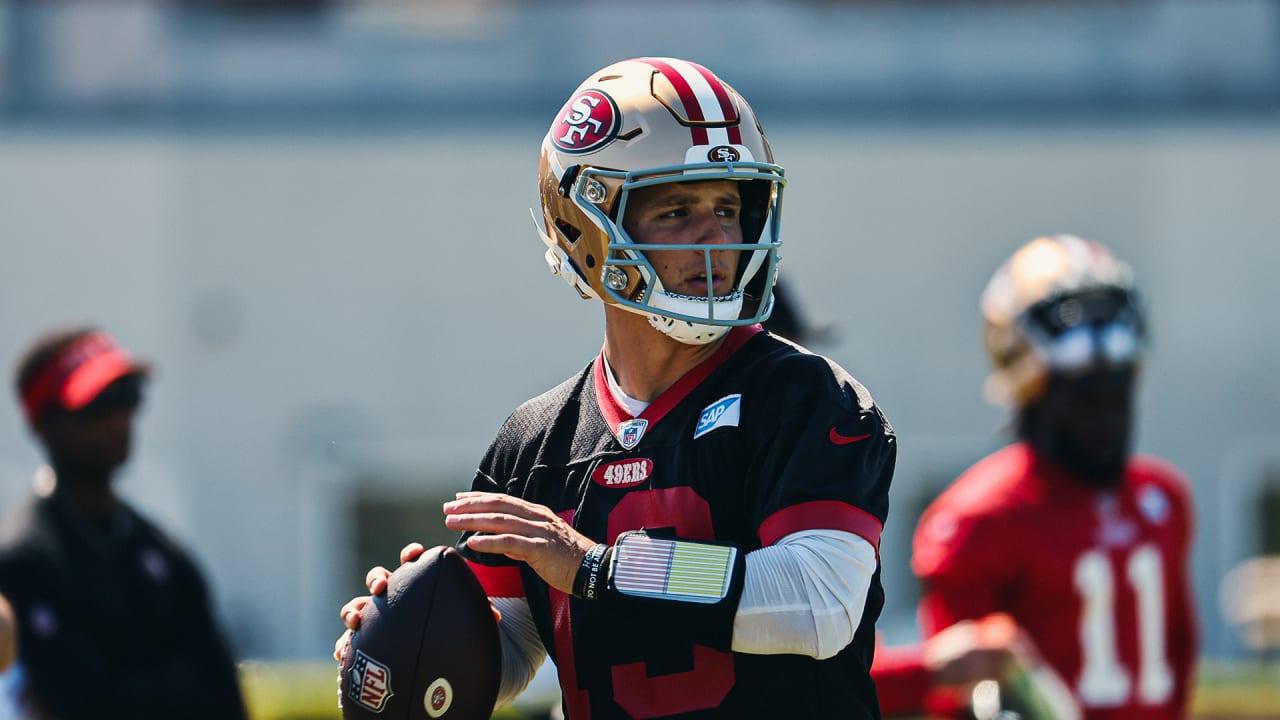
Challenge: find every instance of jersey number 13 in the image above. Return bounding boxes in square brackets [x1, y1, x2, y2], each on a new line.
[553, 487, 735, 719]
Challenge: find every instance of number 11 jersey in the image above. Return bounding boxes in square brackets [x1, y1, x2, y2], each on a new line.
[913, 442, 1197, 719]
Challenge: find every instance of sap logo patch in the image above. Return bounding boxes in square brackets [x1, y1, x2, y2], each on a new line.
[348, 649, 394, 712]
[592, 458, 654, 488]
[694, 394, 742, 439]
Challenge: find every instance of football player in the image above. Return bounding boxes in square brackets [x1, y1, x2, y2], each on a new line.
[338, 57, 896, 718]
[873, 235, 1198, 719]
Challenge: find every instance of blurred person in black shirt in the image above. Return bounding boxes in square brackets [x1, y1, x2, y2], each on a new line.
[0, 327, 247, 720]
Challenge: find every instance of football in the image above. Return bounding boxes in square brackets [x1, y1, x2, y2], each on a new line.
[339, 546, 502, 720]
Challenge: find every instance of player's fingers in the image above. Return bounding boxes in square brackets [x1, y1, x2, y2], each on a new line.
[340, 596, 371, 629]
[463, 531, 573, 564]
[454, 491, 495, 500]
[465, 533, 580, 594]
[443, 511, 497, 531]
[366, 566, 392, 594]
[443, 511, 552, 538]
[463, 532, 532, 559]
[975, 612, 1021, 646]
[333, 629, 352, 661]
[399, 542, 426, 565]
[446, 493, 551, 521]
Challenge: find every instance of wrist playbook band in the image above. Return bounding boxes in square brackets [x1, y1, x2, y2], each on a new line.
[610, 530, 739, 604]
[572, 543, 611, 600]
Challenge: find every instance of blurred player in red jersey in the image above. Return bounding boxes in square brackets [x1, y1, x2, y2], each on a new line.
[874, 235, 1198, 719]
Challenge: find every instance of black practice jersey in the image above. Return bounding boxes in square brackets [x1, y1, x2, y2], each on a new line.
[0, 492, 248, 720]
[459, 326, 895, 719]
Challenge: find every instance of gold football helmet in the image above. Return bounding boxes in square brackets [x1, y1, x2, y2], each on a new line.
[981, 235, 1146, 406]
[536, 57, 785, 345]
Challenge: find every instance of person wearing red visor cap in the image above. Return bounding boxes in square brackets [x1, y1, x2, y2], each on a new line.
[0, 327, 248, 720]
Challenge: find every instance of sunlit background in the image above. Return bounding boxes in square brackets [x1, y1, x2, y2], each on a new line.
[2, 0, 1278, 717]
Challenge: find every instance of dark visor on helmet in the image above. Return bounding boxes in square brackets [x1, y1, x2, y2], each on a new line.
[1022, 288, 1144, 371]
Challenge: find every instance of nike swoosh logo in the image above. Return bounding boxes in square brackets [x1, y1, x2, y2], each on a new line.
[829, 428, 871, 445]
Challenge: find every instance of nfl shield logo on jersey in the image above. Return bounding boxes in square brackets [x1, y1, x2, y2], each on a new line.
[617, 418, 649, 449]
[1139, 485, 1170, 524]
[348, 649, 394, 712]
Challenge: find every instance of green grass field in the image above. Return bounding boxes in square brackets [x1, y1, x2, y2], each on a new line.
[242, 659, 1280, 720]
[242, 661, 547, 720]
[1190, 660, 1280, 720]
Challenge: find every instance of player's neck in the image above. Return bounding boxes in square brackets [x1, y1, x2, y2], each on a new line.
[602, 307, 727, 402]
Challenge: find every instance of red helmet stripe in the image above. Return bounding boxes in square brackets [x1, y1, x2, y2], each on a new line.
[639, 57, 710, 146]
[685, 61, 743, 145]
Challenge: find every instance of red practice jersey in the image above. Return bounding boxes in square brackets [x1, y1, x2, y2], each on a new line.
[911, 442, 1198, 719]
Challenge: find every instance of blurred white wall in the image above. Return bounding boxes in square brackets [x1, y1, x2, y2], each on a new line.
[0, 118, 1277, 661]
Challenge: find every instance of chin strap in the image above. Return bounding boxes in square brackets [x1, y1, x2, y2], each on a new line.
[646, 314, 731, 345]
[644, 290, 743, 345]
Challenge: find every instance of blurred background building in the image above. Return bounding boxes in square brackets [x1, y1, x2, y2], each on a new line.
[1, 0, 1278, 672]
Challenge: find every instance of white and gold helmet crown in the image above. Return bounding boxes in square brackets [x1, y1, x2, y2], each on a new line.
[981, 235, 1146, 406]
[536, 57, 785, 345]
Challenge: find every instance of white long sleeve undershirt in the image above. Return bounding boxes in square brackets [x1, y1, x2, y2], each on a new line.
[732, 529, 877, 659]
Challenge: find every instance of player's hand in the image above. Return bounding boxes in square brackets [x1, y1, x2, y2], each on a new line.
[925, 614, 1082, 720]
[333, 540, 503, 662]
[444, 491, 597, 595]
[333, 542, 429, 661]
[923, 613, 1036, 686]
[365, 542, 428, 596]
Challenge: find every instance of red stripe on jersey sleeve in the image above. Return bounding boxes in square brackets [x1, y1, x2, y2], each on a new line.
[871, 643, 933, 716]
[467, 561, 524, 598]
[758, 500, 883, 549]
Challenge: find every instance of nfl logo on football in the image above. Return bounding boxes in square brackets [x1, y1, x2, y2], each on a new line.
[349, 649, 394, 712]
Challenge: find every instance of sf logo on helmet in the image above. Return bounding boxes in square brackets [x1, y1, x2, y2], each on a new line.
[707, 145, 741, 162]
[552, 90, 620, 155]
